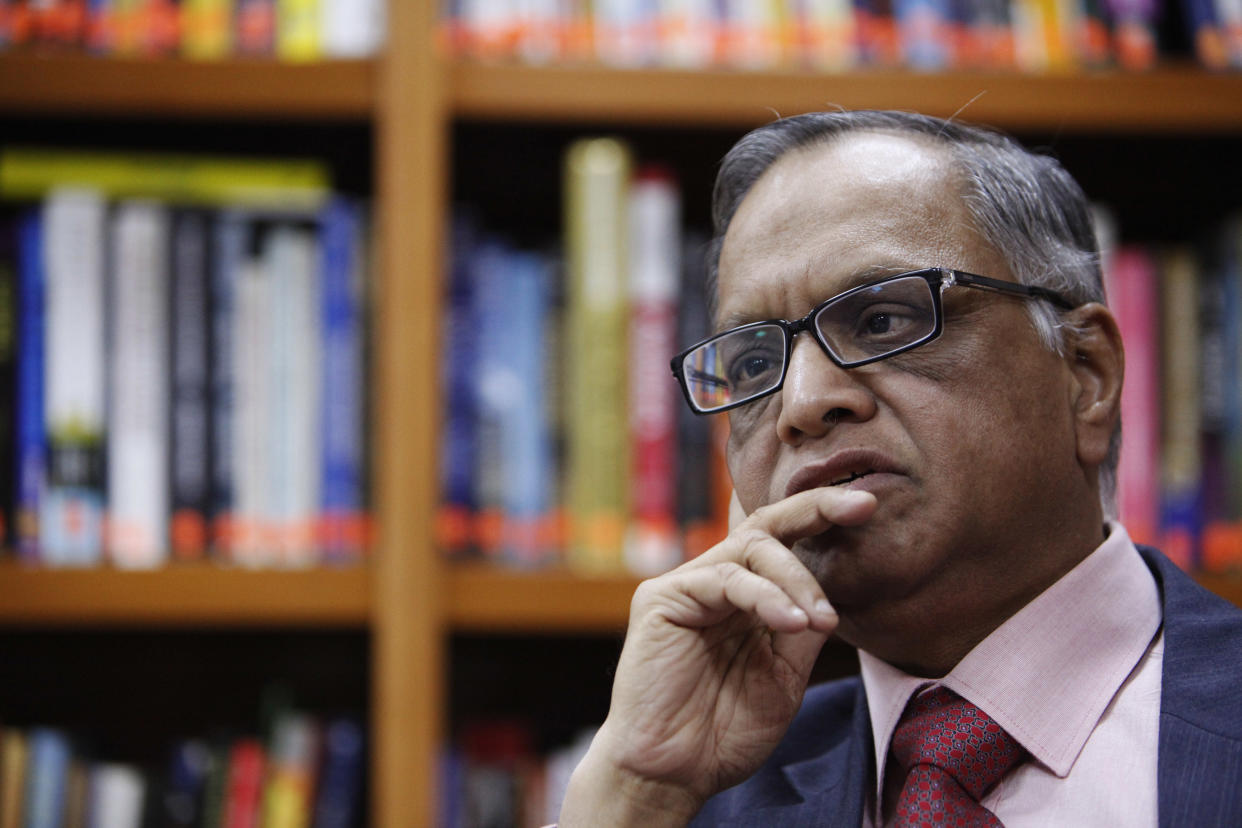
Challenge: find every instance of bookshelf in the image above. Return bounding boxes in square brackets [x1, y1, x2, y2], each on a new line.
[4, 7, 1242, 826]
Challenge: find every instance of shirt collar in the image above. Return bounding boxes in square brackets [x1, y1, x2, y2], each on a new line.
[859, 523, 1162, 803]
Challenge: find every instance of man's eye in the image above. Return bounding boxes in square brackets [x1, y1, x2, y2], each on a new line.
[855, 305, 920, 339]
[739, 356, 771, 378]
[864, 312, 893, 334]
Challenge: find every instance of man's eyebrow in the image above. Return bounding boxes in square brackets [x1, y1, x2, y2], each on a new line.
[714, 264, 916, 332]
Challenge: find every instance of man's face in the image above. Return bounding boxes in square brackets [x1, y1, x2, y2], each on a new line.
[717, 132, 1091, 667]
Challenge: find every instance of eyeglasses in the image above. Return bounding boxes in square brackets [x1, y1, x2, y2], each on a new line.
[670, 268, 1076, 415]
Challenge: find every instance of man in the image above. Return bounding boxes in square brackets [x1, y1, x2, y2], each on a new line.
[557, 110, 1242, 826]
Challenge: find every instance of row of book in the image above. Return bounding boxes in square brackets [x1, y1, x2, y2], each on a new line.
[438, 138, 732, 576]
[0, 714, 363, 828]
[441, 0, 1241, 73]
[0, 149, 370, 568]
[0, 0, 384, 60]
[439, 722, 592, 828]
[1104, 212, 1242, 573]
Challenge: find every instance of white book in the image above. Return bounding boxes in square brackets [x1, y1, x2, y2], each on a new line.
[108, 201, 171, 569]
[86, 764, 146, 828]
[233, 247, 273, 567]
[321, 0, 387, 57]
[41, 188, 108, 566]
[265, 224, 321, 566]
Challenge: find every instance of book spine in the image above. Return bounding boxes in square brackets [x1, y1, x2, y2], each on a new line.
[235, 0, 277, 56]
[318, 199, 366, 564]
[41, 188, 107, 567]
[1108, 247, 1161, 547]
[1160, 247, 1203, 569]
[15, 210, 44, 564]
[498, 250, 556, 567]
[22, 728, 70, 828]
[261, 714, 318, 828]
[107, 200, 171, 568]
[470, 238, 512, 561]
[85, 763, 146, 828]
[563, 138, 632, 574]
[309, 718, 363, 828]
[676, 233, 717, 559]
[625, 167, 681, 576]
[222, 739, 265, 828]
[438, 212, 479, 559]
[1, 729, 27, 828]
[276, 0, 320, 61]
[211, 211, 248, 562]
[169, 210, 213, 563]
[320, 0, 385, 56]
[180, 0, 234, 59]
[0, 218, 16, 552]
[233, 225, 273, 566]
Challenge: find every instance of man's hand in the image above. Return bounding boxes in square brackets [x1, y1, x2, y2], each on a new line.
[558, 487, 877, 827]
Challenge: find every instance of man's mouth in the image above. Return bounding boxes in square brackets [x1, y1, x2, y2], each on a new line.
[828, 470, 874, 487]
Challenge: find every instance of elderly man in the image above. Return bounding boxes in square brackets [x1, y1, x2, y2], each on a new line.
[558, 110, 1242, 826]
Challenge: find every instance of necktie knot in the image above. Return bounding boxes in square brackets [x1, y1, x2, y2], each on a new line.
[891, 686, 1026, 827]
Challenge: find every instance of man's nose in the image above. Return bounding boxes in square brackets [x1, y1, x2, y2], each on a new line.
[775, 334, 877, 444]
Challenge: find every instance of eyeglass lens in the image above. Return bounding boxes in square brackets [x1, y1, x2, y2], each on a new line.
[681, 274, 938, 412]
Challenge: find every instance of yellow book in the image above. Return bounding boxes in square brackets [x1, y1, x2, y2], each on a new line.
[0, 149, 330, 210]
[0, 730, 27, 828]
[277, 0, 321, 61]
[564, 138, 632, 574]
[182, 0, 234, 58]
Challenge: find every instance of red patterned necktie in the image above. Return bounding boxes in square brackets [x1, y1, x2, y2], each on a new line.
[890, 686, 1026, 828]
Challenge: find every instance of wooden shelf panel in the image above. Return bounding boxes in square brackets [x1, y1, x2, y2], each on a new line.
[0, 562, 370, 627]
[447, 565, 641, 633]
[450, 62, 1242, 131]
[0, 54, 375, 119]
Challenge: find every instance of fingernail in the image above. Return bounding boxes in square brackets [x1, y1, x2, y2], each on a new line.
[815, 599, 834, 617]
[789, 606, 808, 622]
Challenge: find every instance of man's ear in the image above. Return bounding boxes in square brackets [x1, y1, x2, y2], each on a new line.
[1064, 302, 1124, 468]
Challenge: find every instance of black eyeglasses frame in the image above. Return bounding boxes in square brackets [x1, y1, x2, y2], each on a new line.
[669, 267, 1078, 415]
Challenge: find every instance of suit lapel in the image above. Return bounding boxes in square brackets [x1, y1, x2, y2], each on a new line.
[776, 681, 873, 827]
[1141, 547, 1242, 828]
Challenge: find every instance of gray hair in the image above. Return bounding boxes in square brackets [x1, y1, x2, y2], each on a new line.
[708, 110, 1118, 518]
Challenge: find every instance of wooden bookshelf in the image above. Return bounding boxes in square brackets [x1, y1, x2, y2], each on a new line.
[0, 561, 370, 627]
[0, 53, 374, 118]
[5, 29, 1242, 826]
[449, 62, 1242, 131]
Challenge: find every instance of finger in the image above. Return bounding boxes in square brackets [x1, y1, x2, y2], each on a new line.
[657, 562, 818, 633]
[727, 530, 837, 631]
[771, 625, 833, 681]
[748, 487, 876, 547]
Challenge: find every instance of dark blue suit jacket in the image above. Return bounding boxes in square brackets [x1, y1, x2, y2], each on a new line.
[691, 546, 1242, 826]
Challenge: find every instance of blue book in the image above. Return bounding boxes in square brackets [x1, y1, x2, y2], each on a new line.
[310, 718, 364, 828]
[22, 728, 71, 828]
[494, 249, 554, 566]
[0, 217, 16, 551]
[471, 237, 512, 562]
[318, 198, 367, 564]
[169, 210, 214, 563]
[15, 210, 44, 564]
[893, 0, 952, 68]
[438, 211, 479, 559]
[210, 210, 249, 561]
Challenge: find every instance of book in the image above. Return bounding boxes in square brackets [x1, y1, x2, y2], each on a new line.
[0, 218, 16, 551]
[221, 738, 265, 828]
[181, 0, 234, 58]
[160, 739, 213, 827]
[107, 200, 171, 568]
[1160, 247, 1203, 570]
[438, 211, 480, 559]
[210, 210, 250, 562]
[169, 210, 214, 563]
[236, 0, 277, 56]
[321, 0, 385, 57]
[626, 166, 682, 576]
[0, 149, 330, 211]
[41, 188, 107, 567]
[318, 199, 368, 564]
[1107, 247, 1161, 546]
[1, 729, 27, 828]
[85, 763, 145, 828]
[276, 0, 319, 60]
[260, 713, 318, 828]
[676, 234, 718, 559]
[309, 718, 363, 828]
[563, 137, 632, 574]
[22, 728, 70, 828]
[15, 210, 44, 564]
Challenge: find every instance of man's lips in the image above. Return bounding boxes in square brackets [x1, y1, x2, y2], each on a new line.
[784, 449, 906, 498]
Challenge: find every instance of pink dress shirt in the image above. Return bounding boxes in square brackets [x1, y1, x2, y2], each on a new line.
[859, 523, 1164, 827]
